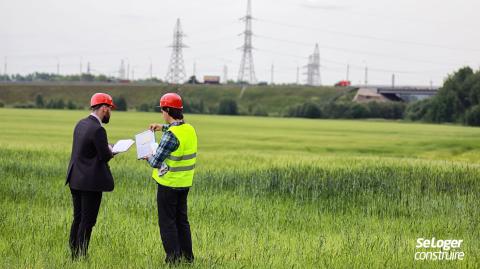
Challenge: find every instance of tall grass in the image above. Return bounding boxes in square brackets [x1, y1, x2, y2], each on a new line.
[0, 109, 479, 268]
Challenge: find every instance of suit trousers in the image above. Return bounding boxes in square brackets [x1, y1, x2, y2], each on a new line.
[157, 184, 194, 264]
[69, 188, 102, 259]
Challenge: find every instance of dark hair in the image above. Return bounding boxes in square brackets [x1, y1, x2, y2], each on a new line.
[162, 107, 184, 120]
[91, 104, 110, 111]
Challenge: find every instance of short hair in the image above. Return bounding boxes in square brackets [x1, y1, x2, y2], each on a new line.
[162, 107, 184, 120]
[91, 104, 111, 111]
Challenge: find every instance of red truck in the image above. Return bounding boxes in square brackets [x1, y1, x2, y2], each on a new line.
[335, 80, 351, 87]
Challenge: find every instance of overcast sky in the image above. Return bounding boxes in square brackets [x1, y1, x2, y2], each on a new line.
[1, 0, 479, 85]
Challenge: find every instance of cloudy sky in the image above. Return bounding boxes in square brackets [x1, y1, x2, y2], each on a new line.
[1, 0, 479, 85]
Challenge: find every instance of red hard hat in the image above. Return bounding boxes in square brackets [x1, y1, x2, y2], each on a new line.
[159, 93, 183, 109]
[90, 93, 116, 109]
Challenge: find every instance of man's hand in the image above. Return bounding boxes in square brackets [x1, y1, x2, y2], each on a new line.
[149, 123, 163, 132]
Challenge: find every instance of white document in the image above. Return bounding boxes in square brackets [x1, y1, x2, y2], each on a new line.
[135, 130, 157, 159]
[112, 139, 135, 154]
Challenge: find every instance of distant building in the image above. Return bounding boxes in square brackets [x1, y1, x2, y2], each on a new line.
[203, 76, 220, 84]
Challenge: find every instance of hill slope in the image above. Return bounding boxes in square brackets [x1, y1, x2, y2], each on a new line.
[0, 82, 351, 115]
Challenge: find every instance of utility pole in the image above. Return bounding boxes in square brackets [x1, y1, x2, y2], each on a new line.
[270, 63, 274, 85]
[364, 66, 368, 87]
[127, 61, 130, 80]
[223, 65, 228, 84]
[346, 64, 350, 81]
[237, 0, 257, 84]
[392, 73, 395, 88]
[119, 60, 126, 79]
[193, 61, 196, 77]
[296, 65, 300, 85]
[87, 62, 91, 74]
[149, 61, 153, 79]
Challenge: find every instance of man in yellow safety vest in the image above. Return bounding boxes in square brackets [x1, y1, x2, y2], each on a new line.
[144, 92, 197, 264]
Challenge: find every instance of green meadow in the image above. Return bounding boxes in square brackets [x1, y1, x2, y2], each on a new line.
[0, 108, 479, 268]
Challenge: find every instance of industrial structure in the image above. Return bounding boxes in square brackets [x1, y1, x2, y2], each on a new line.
[304, 44, 321, 86]
[353, 86, 439, 103]
[165, 18, 187, 84]
[237, 0, 257, 84]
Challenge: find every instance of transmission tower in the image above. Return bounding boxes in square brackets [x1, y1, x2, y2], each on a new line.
[237, 0, 256, 84]
[165, 18, 187, 84]
[304, 44, 320, 86]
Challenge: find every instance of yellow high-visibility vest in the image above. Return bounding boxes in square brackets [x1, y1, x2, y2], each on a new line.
[151, 123, 197, 188]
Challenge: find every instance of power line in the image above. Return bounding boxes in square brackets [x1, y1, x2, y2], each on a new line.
[257, 47, 449, 75]
[255, 34, 463, 67]
[256, 18, 480, 53]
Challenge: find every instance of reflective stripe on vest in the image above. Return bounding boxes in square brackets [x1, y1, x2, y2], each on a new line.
[151, 123, 197, 188]
[166, 153, 197, 161]
[169, 164, 196, 172]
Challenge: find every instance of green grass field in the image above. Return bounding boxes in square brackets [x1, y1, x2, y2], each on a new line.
[1, 108, 479, 268]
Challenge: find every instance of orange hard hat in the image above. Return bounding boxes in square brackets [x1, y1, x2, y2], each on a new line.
[90, 93, 116, 109]
[159, 93, 183, 109]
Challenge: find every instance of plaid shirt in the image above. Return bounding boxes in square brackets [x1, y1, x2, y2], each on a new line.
[147, 121, 183, 168]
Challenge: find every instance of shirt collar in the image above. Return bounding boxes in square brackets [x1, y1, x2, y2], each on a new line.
[168, 120, 184, 127]
[90, 112, 102, 125]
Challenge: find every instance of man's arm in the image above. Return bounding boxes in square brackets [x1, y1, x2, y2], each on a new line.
[147, 131, 179, 168]
[93, 127, 114, 162]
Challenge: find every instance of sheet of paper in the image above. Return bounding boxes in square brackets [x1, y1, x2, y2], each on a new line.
[112, 139, 135, 154]
[135, 130, 156, 159]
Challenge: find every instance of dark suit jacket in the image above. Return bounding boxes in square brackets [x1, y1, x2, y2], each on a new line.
[66, 115, 114, 192]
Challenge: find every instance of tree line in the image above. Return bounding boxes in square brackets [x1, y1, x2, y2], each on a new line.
[3, 67, 480, 126]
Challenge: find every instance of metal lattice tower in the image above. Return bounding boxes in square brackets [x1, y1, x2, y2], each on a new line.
[237, 0, 256, 84]
[304, 44, 321, 86]
[165, 18, 187, 84]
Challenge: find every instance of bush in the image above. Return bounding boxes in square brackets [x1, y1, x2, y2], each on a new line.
[113, 96, 127, 111]
[405, 99, 432, 121]
[137, 103, 151, 112]
[286, 102, 322, 118]
[252, 105, 268, 116]
[364, 102, 405, 119]
[184, 99, 204, 114]
[346, 103, 369, 119]
[67, 100, 77, 110]
[218, 99, 238, 115]
[13, 103, 35, 109]
[35, 94, 44, 108]
[465, 105, 480, 126]
[45, 99, 65, 109]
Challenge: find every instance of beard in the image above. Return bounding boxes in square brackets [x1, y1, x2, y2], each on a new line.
[102, 112, 110, 124]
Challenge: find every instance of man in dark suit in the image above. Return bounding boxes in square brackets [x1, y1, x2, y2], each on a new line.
[66, 93, 116, 259]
